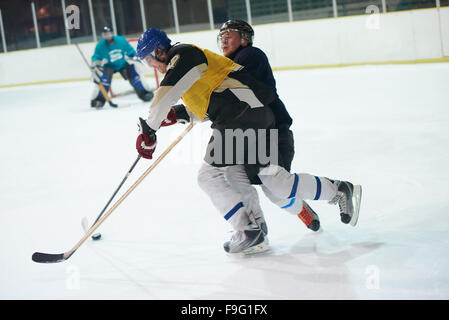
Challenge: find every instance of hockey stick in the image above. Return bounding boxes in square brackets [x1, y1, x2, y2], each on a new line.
[74, 43, 118, 108]
[32, 123, 195, 263]
[81, 155, 141, 239]
[110, 89, 134, 98]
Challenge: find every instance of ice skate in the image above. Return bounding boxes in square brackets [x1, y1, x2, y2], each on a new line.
[248, 211, 268, 236]
[223, 223, 269, 255]
[298, 201, 321, 232]
[139, 91, 154, 102]
[90, 99, 105, 108]
[329, 180, 362, 226]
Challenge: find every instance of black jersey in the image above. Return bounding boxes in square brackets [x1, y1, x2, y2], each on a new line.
[229, 45, 293, 130]
[228, 45, 276, 88]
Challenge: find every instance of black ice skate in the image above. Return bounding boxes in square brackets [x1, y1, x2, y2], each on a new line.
[223, 223, 269, 255]
[90, 99, 105, 108]
[329, 180, 362, 226]
[139, 91, 154, 102]
[249, 211, 268, 236]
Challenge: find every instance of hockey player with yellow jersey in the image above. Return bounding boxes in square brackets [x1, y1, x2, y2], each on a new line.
[134, 28, 362, 255]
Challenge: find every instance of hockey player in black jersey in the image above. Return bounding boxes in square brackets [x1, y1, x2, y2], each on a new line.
[158, 21, 320, 234]
[134, 28, 362, 255]
[217, 20, 321, 233]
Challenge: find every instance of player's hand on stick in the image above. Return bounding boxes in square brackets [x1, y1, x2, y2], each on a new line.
[160, 104, 191, 127]
[90, 61, 104, 84]
[136, 117, 157, 159]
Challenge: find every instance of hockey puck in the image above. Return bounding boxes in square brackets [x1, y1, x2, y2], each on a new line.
[92, 233, 102, 240]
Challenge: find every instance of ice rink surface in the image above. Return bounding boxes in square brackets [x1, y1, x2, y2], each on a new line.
[1, 63, 449, 299]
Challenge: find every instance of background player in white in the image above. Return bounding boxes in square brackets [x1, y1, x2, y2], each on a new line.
[90, 27, 154, 108]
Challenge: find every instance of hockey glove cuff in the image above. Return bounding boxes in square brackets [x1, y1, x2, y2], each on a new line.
[136, 117, 157, 159]
[160, 104, 191, 127]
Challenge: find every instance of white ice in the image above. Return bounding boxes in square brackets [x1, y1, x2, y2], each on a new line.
[1, 63, 449, 299]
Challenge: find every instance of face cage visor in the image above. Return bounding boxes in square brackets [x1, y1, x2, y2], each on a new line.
[217, 28, 241, 52]
[217, 28, 254, 52]
[139, 46, 166, 68]
[102, 31, 113, 41]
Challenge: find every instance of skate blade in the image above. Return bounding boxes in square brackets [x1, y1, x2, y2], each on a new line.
[242, 239, 270, 255]
[350, 185, 362, 226]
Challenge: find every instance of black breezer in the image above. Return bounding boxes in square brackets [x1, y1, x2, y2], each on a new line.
[206, 69, 279, 182]
[228, 45, 295, 184]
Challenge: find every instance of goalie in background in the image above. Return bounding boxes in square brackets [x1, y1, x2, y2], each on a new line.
[90, 27, 154, 108]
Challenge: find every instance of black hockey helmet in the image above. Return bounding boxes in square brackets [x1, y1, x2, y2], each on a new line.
[218, 19, 254, 44]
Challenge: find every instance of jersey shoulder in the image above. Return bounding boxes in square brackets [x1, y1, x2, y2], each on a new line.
[235, 46, 269, 65]
[166, 44, 207, 67]
[168, 44, 205, 59]
[114, 35, 128, 43]
[95, 39, 107, 48]
[240, 46, 268, 59]
[246, 46, 267, 56]
[161, 44, 207, 86]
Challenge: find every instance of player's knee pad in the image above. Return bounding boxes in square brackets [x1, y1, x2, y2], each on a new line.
[90, 86, 106, 103]
[258, 165, 296, 199]
[225, 165, 263, 215]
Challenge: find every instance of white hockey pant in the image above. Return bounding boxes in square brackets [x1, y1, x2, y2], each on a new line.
[258, 165, 338, 203]
[226, 165, 305, 216]
[260, 185, 304, 215]
[197, 163, 250, 231]
[224, 165, 265, 223]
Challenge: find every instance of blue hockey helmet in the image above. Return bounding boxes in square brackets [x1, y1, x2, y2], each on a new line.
[137, 28, 172, 61]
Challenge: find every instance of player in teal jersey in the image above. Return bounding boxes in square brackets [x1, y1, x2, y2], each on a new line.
[90, 27, 154, 108]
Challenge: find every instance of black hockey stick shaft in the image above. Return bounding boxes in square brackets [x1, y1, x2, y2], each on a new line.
[74, 43, 118, 107]
[89, 155, 141, 230]
[32, 123, 195, 263]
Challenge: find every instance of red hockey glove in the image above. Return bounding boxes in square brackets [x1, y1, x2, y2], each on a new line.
[160, 104, 191, 127]
[136, 117, 157, 159]
[160, 108, 178, 127]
